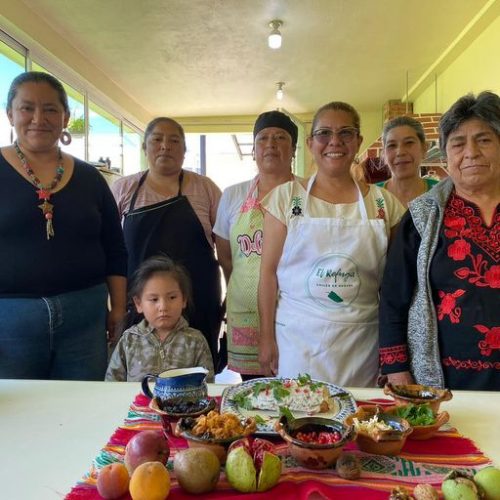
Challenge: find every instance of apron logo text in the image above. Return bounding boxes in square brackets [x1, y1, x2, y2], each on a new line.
[237, 230, 263, 257]
[315, 267, 356, 282]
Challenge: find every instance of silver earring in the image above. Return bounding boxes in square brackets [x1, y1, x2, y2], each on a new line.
[354, 155, 360, 164]
[60, 130, 72, 146]
[9, 128, 14, 144]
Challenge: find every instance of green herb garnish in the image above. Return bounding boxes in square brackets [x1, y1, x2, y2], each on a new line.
[279, 406, 295, 421]
[232, 392, 253, 410]
[254, 414, 267, 425]
[297, 373, 323, 391]
[251, 381, 268, 398]
[270, 380, 290, 401]
[394, 403, 436, 426]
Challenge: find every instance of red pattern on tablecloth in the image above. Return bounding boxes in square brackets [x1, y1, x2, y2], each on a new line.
[66, 394, 492, 500]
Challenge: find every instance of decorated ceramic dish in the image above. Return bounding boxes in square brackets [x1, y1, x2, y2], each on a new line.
[149, 396, 216, 418]
[220, 375, 356, 435]
[174, 411, 256, 463]
[275, 415, 356, 469]
[385, 404, 451, 440]
[345, 405, 413, 456]
[383, 383, 453, 412]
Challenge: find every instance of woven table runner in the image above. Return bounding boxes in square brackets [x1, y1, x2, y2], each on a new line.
[66, 394, 491, 500]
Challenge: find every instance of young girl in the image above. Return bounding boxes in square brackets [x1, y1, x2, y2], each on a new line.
[105, 256, 214, 382]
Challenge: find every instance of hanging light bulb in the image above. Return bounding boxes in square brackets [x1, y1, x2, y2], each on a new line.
[268, 20, 283, 49]
[276, 82, 285, 100]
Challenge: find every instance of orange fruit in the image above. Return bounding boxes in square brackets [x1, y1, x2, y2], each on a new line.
[96, 462, 130, 499]
[129, 461, 170, 500]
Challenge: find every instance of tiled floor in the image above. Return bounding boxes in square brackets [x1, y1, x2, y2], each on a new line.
[215, 367, 242, 385]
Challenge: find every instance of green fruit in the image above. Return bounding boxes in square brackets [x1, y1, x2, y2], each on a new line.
[474, 467, 500, 500]
[257, 452, 282, 492]
[174, 448, 220, 494]
[442, 477, 480, 500]
[225, 446, 257, 492]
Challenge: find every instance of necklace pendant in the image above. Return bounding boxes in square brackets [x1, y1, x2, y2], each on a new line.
[38, 200, 54, 215]
[37, 189, 51, 200]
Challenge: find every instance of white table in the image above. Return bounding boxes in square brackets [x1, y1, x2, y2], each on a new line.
[0, 380, 498, 500]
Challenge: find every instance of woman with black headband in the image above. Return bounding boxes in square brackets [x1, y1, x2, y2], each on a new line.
[214, 111, 298, 380]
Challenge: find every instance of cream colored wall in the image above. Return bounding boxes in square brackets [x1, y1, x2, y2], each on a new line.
[414, 15, 500, 113]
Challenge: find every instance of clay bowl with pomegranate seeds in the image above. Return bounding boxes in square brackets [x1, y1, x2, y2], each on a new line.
[345, 405, 412, 456]
[383, 383, 453, 413]
[384, 404, 450, 440]
[275, 415, 356, 470]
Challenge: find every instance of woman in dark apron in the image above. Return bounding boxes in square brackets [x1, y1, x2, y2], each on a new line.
[111, 117, 223, 368]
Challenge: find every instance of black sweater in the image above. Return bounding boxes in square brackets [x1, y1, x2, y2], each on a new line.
[0, 152, 127, 297]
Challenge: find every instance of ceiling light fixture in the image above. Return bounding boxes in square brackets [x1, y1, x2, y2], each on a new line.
[268, 20, 283, 49]
[276, 82, 285, 100]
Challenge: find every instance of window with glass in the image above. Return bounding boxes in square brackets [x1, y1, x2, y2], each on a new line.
[185, 133, 257, 190]
[123, 122, 143, 175]
[0, 29, 144, 175]
[0, 34, 26, 145]
[88, 100, 121, 171]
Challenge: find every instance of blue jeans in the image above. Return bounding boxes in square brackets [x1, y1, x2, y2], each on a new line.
[0, 284, 108, 380]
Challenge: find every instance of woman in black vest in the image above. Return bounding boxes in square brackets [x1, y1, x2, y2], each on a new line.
[111, 118, 223, 368]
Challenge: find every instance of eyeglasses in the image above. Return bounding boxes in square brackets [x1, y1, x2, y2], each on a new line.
[311, 127, 359, 144]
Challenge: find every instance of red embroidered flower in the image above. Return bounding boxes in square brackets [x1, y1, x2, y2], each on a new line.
[444, 215, 466, 235]
[377, 208, 385, 219]
[484, 265, 500, 288]
[437, 289, 465, 323]
[447, 239, 471, 261]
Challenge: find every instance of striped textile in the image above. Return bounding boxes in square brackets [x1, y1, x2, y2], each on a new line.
[66, 394, 491, 500]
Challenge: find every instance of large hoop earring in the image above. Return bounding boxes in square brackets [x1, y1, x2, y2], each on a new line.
[60, 130, 72, 146]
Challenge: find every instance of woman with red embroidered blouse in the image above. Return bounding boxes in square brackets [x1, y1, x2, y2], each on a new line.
[379, 91, 500, 390]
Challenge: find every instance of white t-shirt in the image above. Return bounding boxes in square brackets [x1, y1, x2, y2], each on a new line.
[262, 179, 405, 237]
[213, 178, 255, 240]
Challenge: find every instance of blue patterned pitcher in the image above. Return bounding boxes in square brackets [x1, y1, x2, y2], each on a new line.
[142, 367, 208, 403]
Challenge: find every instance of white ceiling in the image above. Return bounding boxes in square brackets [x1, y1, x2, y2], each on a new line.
[21, 0, 494, 118]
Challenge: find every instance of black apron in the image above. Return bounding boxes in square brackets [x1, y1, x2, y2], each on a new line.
[123, 171, 222, 366]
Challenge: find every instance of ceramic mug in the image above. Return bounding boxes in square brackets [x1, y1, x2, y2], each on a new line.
[142, 367, 209, 403]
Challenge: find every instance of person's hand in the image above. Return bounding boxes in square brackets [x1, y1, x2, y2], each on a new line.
[259, 338, 279, 376]
[106, 307, 126, 343]
[387, 371, 414, 385]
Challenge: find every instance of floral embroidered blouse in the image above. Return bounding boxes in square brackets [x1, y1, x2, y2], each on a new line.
[379, 191, 500, 390]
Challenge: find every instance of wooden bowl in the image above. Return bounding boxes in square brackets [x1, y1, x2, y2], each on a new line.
[275, 415, 355, 470]
[345, 405, 412, 456]
[383, 383, 452, 412]
[385, 405, 450, 440]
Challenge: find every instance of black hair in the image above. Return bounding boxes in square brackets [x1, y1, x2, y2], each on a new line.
[142, 117, 186, 152]
[440, 91, 500, 152]
[7, 71, 70, 114]
[129, 255, 192, 308]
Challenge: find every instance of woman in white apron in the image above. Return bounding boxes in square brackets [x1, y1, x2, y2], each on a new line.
[259, 102, 405, 387]
[214, 111, 298, 379]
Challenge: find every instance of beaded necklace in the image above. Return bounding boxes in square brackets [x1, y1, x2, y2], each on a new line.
[14, 140, 65, 240]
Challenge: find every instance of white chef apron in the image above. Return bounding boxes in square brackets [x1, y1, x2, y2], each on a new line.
[275, 175, 388, 387]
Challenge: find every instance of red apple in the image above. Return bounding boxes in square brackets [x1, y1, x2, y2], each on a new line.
[124, 430, 170, 474]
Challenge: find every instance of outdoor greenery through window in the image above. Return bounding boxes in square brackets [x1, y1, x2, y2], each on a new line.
[0, 30, 144, 175]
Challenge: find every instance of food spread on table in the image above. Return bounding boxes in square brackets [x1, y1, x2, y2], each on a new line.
[235, 375, 334, 413]
[220, 374, 357, 434]
[66, 378, 500, 500]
